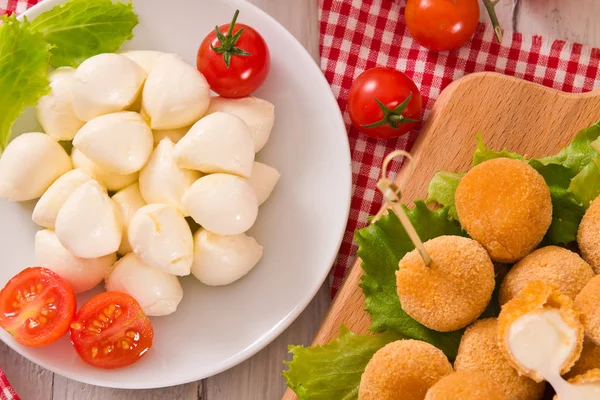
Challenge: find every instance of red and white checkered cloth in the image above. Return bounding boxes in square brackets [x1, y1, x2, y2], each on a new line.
[322, 0, 600, 297]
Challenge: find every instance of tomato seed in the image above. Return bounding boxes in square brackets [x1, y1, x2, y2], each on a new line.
[36, 284, 42, 292]
[71, 322, 82, 330]
[126, 331, 137, 339]
[114, 308, 122, 318]
[91, 347, 98, 358]
[39, 316, 47, 324]
[92, 320, 103, 328]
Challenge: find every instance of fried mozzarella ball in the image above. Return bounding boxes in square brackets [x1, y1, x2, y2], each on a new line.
[425, 370, 506, 400]
[111, 183, 146, 255]
[565, 339, 600, 379]
[35, 229, 115, 293]
[36, 67, 85, 141]
[247, 161, 280, 205]
[32, 169, 92, 229]
[182, 173, 258, 236]
[575, 275, 600, 346]
[121, 50, 165, 74]
[206, 96, 275, 152]
[139, 138, 201, 214]
[499, 246, 594, 305]
[152, 126, 189, 146]
[105, 253, 183, 316]
[191, 229, 263, 286]
[128, 204, 193, 276]
[73, 111, 153, 175]
[71, 149, 138, 192]
[455, 158, 552, 263]
[0, 133, 72, 201]
[578, 195, 600, 274]
[454, 318, 545, 400]
[55, 180, 123, 258]
[174, 112, 255, 178]
[72, 53, 147, 121]
[554, 369, 600, 399]
[396, 235, 495, 332]
[498, 281, 584, 382]
[142, 53, 210, 130]
[358, 340, 453, 400]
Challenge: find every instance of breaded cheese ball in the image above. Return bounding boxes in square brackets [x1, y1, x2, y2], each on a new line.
[554, 369, 600, 399]
[425, 370, 506, 400]
[396, 235, 495, 332]
[358, 340, 452, 400]
[578, 195, 600, 274]
[455, 158, 552, 263]
[454, 319, 545, 400]
[499, 246, 594, 305]
[575, 275, 600, 346]
[565, 339, 600, 379]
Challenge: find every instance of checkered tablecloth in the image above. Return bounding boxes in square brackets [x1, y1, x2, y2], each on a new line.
[322, 0, 600, 296]
[1, 0, 600, 396]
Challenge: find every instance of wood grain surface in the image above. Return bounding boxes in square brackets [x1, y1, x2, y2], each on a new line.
[2, 1, 600, 399]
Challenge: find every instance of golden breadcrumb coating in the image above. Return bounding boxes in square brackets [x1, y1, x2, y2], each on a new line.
[455, 158, 552, 263]
[396, 235, 495, 332]
[554, 369, 600, 400]
[454, 318, 545, 400]
[358, 340, 453, 400]
[575, 275, 600, 346]
[565, 339, 600, 379]
[578, 195, 600, 274]
[499, 246, 594, 305]
[425, 370, 507, 400]
[498, 281, 584, 382]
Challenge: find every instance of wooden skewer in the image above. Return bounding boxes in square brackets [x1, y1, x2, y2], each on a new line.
[376, 150, 432, 266]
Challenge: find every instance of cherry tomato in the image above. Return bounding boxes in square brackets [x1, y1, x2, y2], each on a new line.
[347, 67, 422, 139]
[405, 0, 480, 51]
[70, 292, 153, 369]
[0, 267, 76, 347]
[197, 10, 270, 98]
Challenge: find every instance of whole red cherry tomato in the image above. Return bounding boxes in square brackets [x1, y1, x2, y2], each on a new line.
[347, 67, 422, 139]
[197, 10, 270, 98]
[405, 0, 480, 51]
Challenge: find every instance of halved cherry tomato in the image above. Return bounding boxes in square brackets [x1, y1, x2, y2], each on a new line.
[347, 67, 422, 139]
[197, 10, 270, 98]
[0, 267, 76, 347]
[405, 0, 480, 51]
[70, 292, 153, 369]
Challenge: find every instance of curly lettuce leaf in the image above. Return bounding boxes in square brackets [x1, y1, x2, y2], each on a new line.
[283, 327, 401, 400]
[537, 121, 600, 172]
[426, 171, 464, 220]
[0, 16, 51, 149]
[355, 201, 465, 359]
[30, 0, 138, 68]
[569, 157, 600, 207]
[472, 133, 525, 166]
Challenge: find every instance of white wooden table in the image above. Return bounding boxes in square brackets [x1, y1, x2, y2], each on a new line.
[2, 0, 600, 399]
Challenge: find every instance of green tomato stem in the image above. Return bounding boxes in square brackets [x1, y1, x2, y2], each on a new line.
[482, 0, 503, 43]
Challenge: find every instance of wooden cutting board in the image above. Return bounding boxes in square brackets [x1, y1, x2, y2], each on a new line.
[282, 71, 600, 400]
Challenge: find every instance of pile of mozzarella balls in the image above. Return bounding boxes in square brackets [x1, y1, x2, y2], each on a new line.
[0, 51, 279, 317]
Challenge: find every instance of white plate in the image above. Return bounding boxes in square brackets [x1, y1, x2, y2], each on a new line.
[0, 0, 351, 389]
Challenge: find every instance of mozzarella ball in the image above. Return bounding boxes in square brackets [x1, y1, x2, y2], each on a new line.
[182, 174, 258, 235]
[247, 161, 280, 205]
[174, 112, 255, 178]
[71, 149, 138, 192]
[139, 138, 201, 214]
[111, 183, 146, 255]
[153, 126, 189, 146]
[142, 54, 210, 130]
[105, 253, 183, 316]
[32, 169, 93, 229]
[55, 180, 123, 258]
[73, 112, 153, 175]
[72, 53, 147, 121]
[129, 204, 193, 276]
[121, 50, 165, 74]
[35, 229, 115, 293]
[36, 67, 85, 141]
[192, 229, 263, 286]
[0, 133, 72, 201]
[207, 96, 275, 152]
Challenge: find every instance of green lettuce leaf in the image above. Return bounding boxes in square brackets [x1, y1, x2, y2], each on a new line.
[30, 0, 138, 68]
[0, 16, 51, 149]
[426, 171, 464, 220]
[355, 201, 465, 359]
[472, 133, 525, 166]
[283, 327, 401, 400]
[537, 121, 600, 171]
[569, 157, 600, 207]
